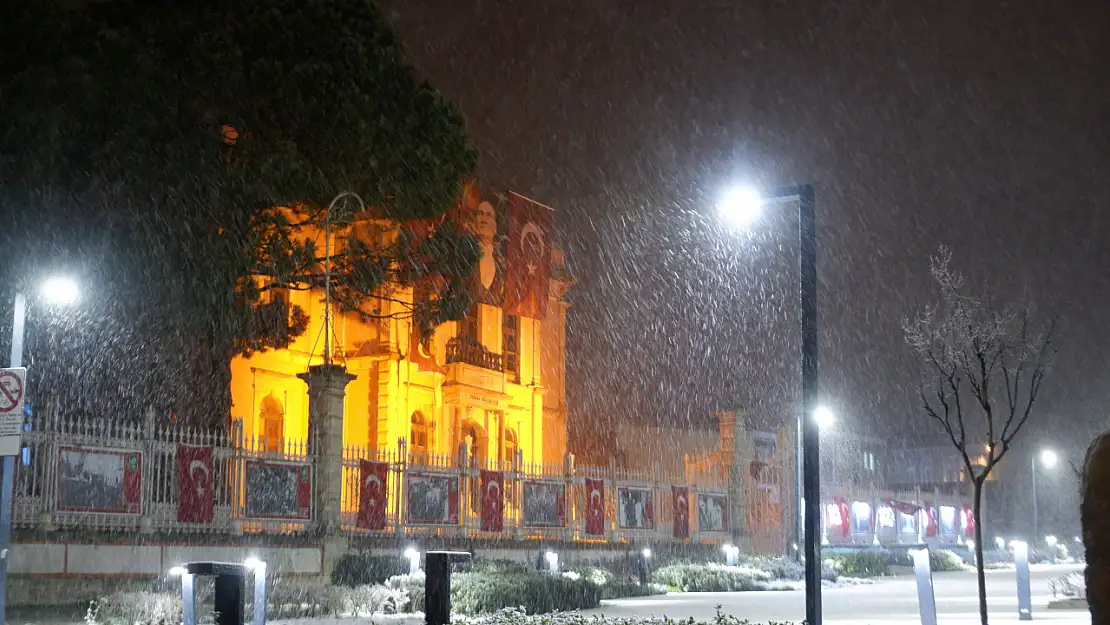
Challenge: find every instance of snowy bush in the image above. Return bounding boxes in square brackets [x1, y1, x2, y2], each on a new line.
[450, 571, 601, 615]
[455, 607, 799, 625]
[652, 563, 773, 592]
[823, 551, 890, 577]
[386, 571, 426, 613]
[332, 553, 409, 587]
[86, 591, 184, 625]
[930, 549, 967, 572]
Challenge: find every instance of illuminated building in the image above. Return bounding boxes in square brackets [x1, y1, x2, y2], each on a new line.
[228, 182, 573, 472]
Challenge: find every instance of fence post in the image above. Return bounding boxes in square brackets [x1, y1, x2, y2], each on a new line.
[458, 442, 468, 538]
[563, 453, 574, 544]
[515, 449, 524, 540]
[396, 438, 407, 537]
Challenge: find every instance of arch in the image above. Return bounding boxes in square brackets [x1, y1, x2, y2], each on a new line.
[259, 394, 285, 453]
[460, 419, 487, 462]
[504, 428, 519, 465]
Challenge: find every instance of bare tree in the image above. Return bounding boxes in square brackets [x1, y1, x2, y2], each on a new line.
[903, 246, 1057, 625]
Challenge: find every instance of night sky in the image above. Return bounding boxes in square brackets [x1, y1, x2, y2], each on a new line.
[379, 0, 1110, 469]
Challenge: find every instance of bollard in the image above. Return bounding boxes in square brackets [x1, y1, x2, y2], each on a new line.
[178, 561, 267, 625]
[636, 549, 652, 585]
[1013, 541, 1033, 621]
[424, 551, 472, 625]
[911, 548, 938, 625]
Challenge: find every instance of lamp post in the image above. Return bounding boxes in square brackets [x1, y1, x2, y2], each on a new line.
[718, 184, 820, 625]
[1, 277, 80, 625]
[1031, 448, 1057, 550]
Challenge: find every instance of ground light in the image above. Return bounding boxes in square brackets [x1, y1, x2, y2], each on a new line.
[642, 548, 652, 559]
[404, 547, 421, 573]
[168, 566, 186, 577]
[544, 550, 559, 573]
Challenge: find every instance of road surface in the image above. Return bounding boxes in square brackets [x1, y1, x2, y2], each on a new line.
[589, 565, 1088, 624]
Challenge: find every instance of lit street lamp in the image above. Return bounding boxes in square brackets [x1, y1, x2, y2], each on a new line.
[719, 184, 821, 625]
[814, 406, 835, 432]
[1031, 448, 1058, 549]
[2, 277, 81, 624]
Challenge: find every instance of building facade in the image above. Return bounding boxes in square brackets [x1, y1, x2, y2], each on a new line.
[228, 182, 573, 473]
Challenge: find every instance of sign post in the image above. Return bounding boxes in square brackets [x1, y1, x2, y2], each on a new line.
[912, 548, 938, 625]
[1014, 540, 1033, 620]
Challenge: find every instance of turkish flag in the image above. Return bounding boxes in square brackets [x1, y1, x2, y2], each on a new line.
[924, 503, 938, 537]
[585, 478, 606, 536]
[889, 499, 921, 517]
[672, 486, 690, 539]
[504, 192, 554, 320]
[962, 505, 975, 538]
[480, 470, 504, 532]
[177, 445, 214, 524]
[358, 460, 389, 530]
[835, 497, 851, 538]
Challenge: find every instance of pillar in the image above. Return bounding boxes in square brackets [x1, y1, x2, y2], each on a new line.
[298, 363, 357, 578]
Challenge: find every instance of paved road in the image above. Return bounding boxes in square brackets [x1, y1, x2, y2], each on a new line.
[589, 565, 1088, 624]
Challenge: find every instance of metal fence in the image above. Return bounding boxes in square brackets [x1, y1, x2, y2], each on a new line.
[11, 413, 972, 549]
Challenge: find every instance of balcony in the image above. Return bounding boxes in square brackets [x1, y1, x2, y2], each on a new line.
[445, 337, 503, 372]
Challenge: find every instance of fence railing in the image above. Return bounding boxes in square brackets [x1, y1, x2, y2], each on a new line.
[10, 414, 973, 549]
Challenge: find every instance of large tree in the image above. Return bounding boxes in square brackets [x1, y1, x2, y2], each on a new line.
[0, 0, 480, 424]
[903, 247, 1057, 625]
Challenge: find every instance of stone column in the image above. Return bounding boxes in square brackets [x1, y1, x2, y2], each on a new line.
[298, 363, 357, 579]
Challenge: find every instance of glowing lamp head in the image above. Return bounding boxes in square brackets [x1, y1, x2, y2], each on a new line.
[814, 406, 835, 430]
[1040, 449, 1058, 469]
[41, 276, 79, 306]
[718, 187, 764, 228]
[404, 548, 419, 560]
[641, 548, 652, 559]
[168, 566, 186, 577]
[243, 557, 262, 571]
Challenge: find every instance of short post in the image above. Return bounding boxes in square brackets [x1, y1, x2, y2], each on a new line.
[912, 548, 938, 625]
[1014, 540, 1033, 621]
[637, 548, 652, 585]
[425, 551, 472, 625]
[177, 561, 267, 625]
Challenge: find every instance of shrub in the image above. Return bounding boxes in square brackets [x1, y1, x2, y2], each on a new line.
[386, 571, 426, 613]
[598, 582, 669, 600]
[86, 592, 183, 625]
[450, 571, 601, 615]
[453, 607, 799, 625]
[332, 553, 409, 587]
[742, 556, 804, 581]
[652, 563, 773, 592]
[930, 549, 967, 572]
[824, 551, 890, 577]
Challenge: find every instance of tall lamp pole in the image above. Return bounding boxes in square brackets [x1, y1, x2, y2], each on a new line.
[1032, 448, 1057, 547]
[1, 278, 79, 625]
[718, 184, 821, 625]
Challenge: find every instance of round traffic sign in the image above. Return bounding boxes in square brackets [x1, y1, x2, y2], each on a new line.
[0, 371, 24, 413]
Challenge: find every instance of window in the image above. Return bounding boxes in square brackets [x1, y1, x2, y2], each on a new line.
[503, 313, 520, 381]
[504, 428, 519, 465]
[862, 451, 875, 472]
[259, 395, 285, 453]
[459, 306, 479, 343]
[410, 412, 430, 455]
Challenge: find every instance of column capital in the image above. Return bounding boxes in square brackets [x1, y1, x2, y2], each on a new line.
[297, 363, 358, 388]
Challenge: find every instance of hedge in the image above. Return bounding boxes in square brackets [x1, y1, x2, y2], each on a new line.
[451, 571, 602, 615]
[332, 553, 409, 587]
[825, 551, 890, 577]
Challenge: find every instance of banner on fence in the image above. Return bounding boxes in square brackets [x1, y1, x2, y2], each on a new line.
[672, 486, 690, 539]
[617, 486, 654, 530]
[56, 446, 142, 515]
[523, 480, 565, 528]
[407, 472, 459, 525]
[358, 460, 389, 530]
[244, 460, 312, 520]
[177, 445, 214, 523]
[480, 470, 504, 532]
[697, 491, 729, 533]
[585, 478, 606, 535]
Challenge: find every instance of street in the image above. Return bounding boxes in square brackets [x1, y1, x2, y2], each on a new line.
[590, 565, 1089, 624]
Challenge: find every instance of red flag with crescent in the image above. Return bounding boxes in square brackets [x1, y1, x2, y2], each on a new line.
[672, 486, 690, 539]
[358, 460, 389, 530]
[504, 192, 554, 320]
[834, 496, 851, 538]
[585, 478, 606, 536]
[480, 470, 504, 532]
[924, 503, 938, 537]
[961, 504, 975, 538]
[177, 445, 214, 524]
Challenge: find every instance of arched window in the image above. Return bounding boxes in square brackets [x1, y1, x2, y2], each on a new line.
[504, 428, 519, 465]
[410, 412, 430, 455]
[259, 394, 285, 454]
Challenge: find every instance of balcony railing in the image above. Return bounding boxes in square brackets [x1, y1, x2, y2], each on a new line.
[445, 337, 503, 371]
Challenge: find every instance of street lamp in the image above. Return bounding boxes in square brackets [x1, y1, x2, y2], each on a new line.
[1031, 449, 1058, 548]
[3, 277, 81, 624]
[718, 184, 820, 625]
[814, 406, 835, 432]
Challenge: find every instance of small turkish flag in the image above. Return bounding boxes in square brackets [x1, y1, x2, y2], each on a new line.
[672, 486, 690, 539]
[358, 460, 389, 530]
[178, 445, 214, 524]
[480, 470, 504, 532]
[585, 478, 606, 536]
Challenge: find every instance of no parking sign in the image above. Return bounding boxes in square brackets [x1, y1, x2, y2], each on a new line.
[0, 368, 27, 456]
